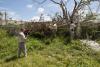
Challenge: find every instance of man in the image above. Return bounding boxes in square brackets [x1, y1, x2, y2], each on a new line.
[70, 22, 76, 40]
[18, 28, 27, 57]
[24, 28, 30, 36]
[52, 23, 57, 37]
[49, 23, 57, 35]
[53, 23, 57, 31]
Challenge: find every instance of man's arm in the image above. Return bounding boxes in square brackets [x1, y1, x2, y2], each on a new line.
[20, 32, 27, 40]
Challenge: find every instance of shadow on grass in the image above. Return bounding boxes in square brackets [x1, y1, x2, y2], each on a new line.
[5, 55, 24, 62]
[5, 55, 18, 62]
[5, 54, 26, 62]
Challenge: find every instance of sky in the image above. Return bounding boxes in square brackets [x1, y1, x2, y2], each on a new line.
[0, 0, 61, 21]
[0, 0, 100, 21]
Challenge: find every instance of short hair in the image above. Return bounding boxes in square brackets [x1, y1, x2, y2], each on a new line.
[20, 28, 24, 32]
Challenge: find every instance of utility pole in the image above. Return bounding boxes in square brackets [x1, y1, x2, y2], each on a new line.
[4, 11, 7, 25]
[39, 14, 44, 22]
[0, 11, 3, 25]
[0, 10, 8, 25]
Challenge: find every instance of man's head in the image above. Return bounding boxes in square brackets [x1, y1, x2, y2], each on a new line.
[20, 28, 24, 32]
[53, 23, 57, 26]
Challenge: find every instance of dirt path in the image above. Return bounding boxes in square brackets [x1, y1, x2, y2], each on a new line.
[80, 40, 100, 51]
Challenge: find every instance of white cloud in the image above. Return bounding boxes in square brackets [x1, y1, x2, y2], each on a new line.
[47, 3, 62, 14]
[37, 7, 44, 14]
[43, 15, 52, 21]
[31, 15, 52, 22]
[7, 11, 22, 21]
[26, 4, 33, 9]
[31, 16, 40, 22]
[0, 7, 21, 20]
[8, 11, 16, 16]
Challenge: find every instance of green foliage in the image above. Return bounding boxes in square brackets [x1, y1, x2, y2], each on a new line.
[30, 32, 45, 39]
[0, 28, 100, 67]
[81, 25, 98, 39]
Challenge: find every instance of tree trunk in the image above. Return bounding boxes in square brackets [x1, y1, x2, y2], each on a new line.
[75, 22, 81, 38]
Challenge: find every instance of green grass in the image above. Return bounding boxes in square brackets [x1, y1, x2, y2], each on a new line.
[0, 28, 100, 67]
[97, 40, 100, 44]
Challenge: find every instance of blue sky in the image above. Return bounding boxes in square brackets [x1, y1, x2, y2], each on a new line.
[0, 0, 62, 21]
[0, 0, 99, 21]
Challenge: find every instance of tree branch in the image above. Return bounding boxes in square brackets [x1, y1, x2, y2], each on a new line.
[50, 0, 61, 5]
[70, 0, 78, 19]
[33, 0, 47, 4]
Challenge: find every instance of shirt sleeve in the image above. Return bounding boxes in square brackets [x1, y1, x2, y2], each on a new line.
[20, 32, 26, 40]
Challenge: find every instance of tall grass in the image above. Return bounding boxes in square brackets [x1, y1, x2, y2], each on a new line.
[0, 28, 100, 67]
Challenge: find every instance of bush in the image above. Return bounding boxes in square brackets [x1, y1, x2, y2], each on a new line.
[30, 32, 45, 39]
[81, 25, 98, 39]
